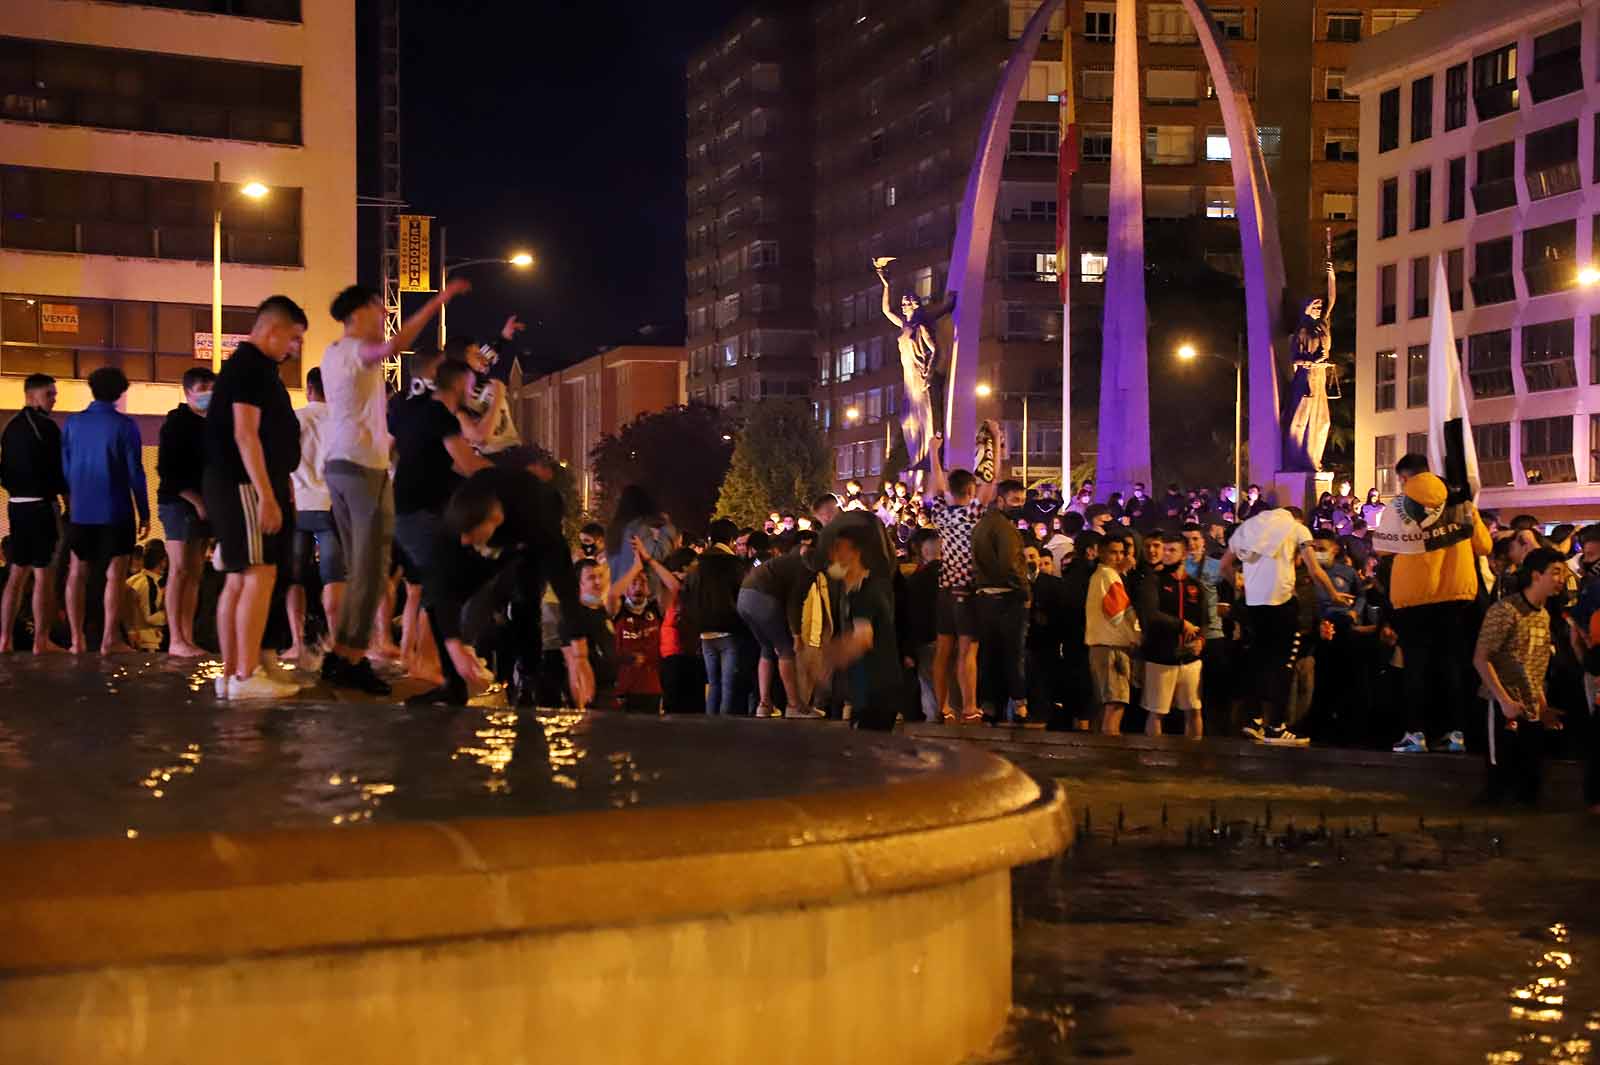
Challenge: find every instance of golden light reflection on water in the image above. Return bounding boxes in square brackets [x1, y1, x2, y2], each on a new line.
[324, 772, 395, 826]
[1491, 922, 1591, 1064]
[187, 660, 225, 694]
[540, 711, 586, 792]
[453, 709, 520, 793]
[608, 750, 640, 809]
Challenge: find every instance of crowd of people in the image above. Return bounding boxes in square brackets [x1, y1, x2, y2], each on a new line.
[0, 289, 1596, 812]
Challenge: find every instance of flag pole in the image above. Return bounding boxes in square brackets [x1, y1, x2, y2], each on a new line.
[1058, 0, 1078, 493]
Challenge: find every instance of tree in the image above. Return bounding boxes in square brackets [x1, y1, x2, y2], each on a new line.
[715, 398, 833, 527]
[590, 402, 733, 539]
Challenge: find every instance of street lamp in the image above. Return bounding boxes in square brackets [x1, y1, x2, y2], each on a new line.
[1579, 266, 1600, 287]
[977, 382, 1035, 484]
[437, 224, 535, 346]
[212, 163, 270, 373]
[844, 406, 861, 422]
[1175, 336, 1243, 505]
[975, 382, 993, 398]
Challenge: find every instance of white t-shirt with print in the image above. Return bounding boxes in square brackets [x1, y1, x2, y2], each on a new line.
[320, 335, 391, 471]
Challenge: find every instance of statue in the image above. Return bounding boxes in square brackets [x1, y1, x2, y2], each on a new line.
[875, 257, 955, 473]
[1283, 257, 1338, 473]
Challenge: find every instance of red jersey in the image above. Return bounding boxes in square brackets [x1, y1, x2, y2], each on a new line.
[614, 601, 664, 695]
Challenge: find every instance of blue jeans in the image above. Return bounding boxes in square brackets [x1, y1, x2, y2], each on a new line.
[701, 635, 741, 715]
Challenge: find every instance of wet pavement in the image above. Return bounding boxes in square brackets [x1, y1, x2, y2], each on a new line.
[3, 653, 1598, 1062]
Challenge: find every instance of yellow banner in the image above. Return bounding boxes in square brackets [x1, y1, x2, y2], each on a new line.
[398, 215, 432, 292]
[40, 303, 79, 331]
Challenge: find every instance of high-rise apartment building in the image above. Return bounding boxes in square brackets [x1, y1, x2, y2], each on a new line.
[684, 7, 817, 414]
[1350, 0, 1600, 519]
[0, 0, 355, 533]
[687, 1, 1442, 491]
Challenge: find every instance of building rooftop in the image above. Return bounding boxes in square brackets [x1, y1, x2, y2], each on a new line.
[1348, 0, 1583, 89]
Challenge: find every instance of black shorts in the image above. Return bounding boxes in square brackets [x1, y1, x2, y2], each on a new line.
[935, 588, 978, 638]
[68, 521, 136, 568]
[205, 473, 294, 574]
[6, 500, 59, 568]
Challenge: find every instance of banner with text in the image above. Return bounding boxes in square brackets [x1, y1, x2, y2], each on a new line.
[398, 214, 433, 292]
[193, 332, 249, 361]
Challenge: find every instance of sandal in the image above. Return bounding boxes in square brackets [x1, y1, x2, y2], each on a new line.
[941, 709, 957, 724]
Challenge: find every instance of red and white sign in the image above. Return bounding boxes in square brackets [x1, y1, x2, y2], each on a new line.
[193, 332, 249, 360]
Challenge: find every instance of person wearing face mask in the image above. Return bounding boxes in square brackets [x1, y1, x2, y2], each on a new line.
[1240, 483, 1266, 520]
[605, 558, 666, 713]
[970, 479, 1030, 724]
[156, 366, 215, 659]
[575, 522, 611, 595]
[822, 524, 900, 731]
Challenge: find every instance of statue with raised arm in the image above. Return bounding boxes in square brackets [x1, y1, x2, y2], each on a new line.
[1283, 257, 1338, 473]
[875, 257, 956, 473]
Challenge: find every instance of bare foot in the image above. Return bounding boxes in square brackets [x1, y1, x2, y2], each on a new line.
[33, 641, 67, 656]
[69, 642, 88, 655]
[169, 642, 206, 658]
[283, 645, 307, 663]
[100, 641, 134, 656]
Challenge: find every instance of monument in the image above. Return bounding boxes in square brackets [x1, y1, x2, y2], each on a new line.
[1282, 257, 1339, 473]
[874, 256, 955, 475]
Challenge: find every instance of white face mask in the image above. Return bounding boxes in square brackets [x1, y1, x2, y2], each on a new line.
[826, 562, 848, 580]
[580, 591, 603, 608]
[624, 596, 649, 612]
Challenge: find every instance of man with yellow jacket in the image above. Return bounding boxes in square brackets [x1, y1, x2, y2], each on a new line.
[1384, 455, 1493, 754]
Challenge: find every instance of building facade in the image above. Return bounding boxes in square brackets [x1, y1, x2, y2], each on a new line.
[511, 345, 688, 515]
[0, 0, 355, 535]
[688, 0, 1441, 492]
[1350, 0, 1600, 519]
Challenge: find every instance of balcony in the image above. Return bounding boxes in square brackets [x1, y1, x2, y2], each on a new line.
[1473, 81, 1518, 121]
[1470, 177, 1517, 214]
[1524, 259, 1577, 298]
[1525, 453, 1577, 484]
[1469, 270, 1517, 306]
[1528, 51, 1582, 103]
[1526, 160, 1581, 201]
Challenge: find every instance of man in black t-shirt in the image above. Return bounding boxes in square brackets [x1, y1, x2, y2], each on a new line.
[391, 359, 490, 580]
[202, 295, 306, 700]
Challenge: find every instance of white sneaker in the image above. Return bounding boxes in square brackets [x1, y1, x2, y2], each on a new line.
[786, 706, 827, 719]
[214, 674, 229, 699]
[1262, 726, 1311, 747]
[755, 704, 777, 718]
[228, 667, 299, 701]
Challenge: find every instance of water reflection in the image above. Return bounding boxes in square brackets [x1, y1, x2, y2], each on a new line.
[452, 709, 519, 793]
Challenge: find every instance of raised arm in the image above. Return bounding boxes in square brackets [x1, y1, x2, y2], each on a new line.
[878, 269, 904, 330]
[924, 432, 948, 501]
[1321, 260, 1337, 321]
[354, 278, 470, 367]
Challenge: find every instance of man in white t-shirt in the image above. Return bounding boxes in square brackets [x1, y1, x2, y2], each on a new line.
[318, 278, 467, 695]
[1222, 503, 1351, 746]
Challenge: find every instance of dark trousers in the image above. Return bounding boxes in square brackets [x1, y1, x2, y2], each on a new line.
[975, 590, 1028, 718]
[1392, 600, 1475, 736]
[1484, 699, 1545, 805]
[661, 653, 705, 714]
[1026, 645, 1063, 723]
[1050, 642, 1094, 730]
[1248, 602, 1300, 729]
[853, 686, 899, 731]
[432, 552, 548, 704]
[1586, 707, 1600, 808]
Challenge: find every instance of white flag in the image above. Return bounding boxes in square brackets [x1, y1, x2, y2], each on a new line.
[1426, 254, 1480, 500]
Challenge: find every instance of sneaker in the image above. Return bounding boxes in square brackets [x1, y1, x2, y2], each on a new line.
[1242, 718, 1266, 741]
[405, 685, 469, 708]
[228, 667, 298, 701]
[1392, 731, 1428, 754]
[1262, 726, 1310, 747]
[785, 706, 827, 719]
[261, 653, 313, 689]
[214, 674, 229, 699]
[322, 653, 393, 696]
[755, 703, 777, 718]
[1443, 730, 1466, 753]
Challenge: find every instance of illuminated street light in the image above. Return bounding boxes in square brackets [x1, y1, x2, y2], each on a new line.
[1579, 266, 1600, 287]
[240, 181, 270, 200]
[975, 382, 993, 397]
[1176, 343, 1198, 360]
[845, 406, 861, 422]
[212, 164, 271, 371]
[509, 252, 535, 267]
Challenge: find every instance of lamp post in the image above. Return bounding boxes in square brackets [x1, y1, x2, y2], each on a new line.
[1176, 332, 1244, 503]
[1579, 266, 1600, 287]
[212, 162, 269, 373]
[975, 381, 1034, 485]
[436, 224, 535, 347]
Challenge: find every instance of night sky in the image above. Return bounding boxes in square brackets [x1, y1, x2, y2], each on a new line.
[356, 0, 748, 375]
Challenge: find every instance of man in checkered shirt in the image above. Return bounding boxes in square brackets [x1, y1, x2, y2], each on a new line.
[923, 427, 1001, 723]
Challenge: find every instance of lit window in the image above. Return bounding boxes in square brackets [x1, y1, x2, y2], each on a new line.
[1204, 128, 1231, 161]
[1323, 192, 1356, 220]
[1205, 187, 1236, 218]
[1080, 252, 1108, 283]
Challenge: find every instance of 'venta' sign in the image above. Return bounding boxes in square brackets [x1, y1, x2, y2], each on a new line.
[40, 304, 79, 331]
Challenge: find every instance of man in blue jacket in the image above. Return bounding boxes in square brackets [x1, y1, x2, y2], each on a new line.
[62, 367, 149, 654]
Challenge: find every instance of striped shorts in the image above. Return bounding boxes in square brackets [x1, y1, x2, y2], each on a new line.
[204, 470, 293, 573]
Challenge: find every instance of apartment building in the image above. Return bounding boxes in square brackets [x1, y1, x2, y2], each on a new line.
[511, 345, 688, 515]
[1350, 0, 1600, 519]
[684, 7, 817, 415]
[0, 0, 355, 535]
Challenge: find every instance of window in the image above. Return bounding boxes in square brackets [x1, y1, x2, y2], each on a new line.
[1324, 69, 1349, 101]
[1524, 416, 1576, 484]
[1378, 88, 1400, 152]
[1082, 68, 1114, 102]
[1471, 236, 1516, 305]
[1023, 62, 1065, 102]
[1212, 8, 1246, 38]
[1466, 329, 1514, 397]
[720, 337, 741, 367]
[1410, 257, 1430, 319]
[1472, 142, 1517, 214]
[1326, 11, 1361, 41]
[1410, 75, 1433, 142]
[867, 439, 883, 477]
[869, 130, 884, 161]
[1406, 344, 1429, 406]
[1529, 23, 1582, 103]
[1444, 63, 1468, 130]
[1475, 422, 1513, 486]
[1081, 127, 1112, 161]
[1323, 192, 1356, 220]
[1374, 435, 1397, 495]
[1370, 9, 1420, 34]
[1009, 0, 1067, 38]
[1002, 303, 1061, 341]
[1523, 319, 1577, 391]
[1590, 415, 1600, 481]
[1146, 69, 1199, 103]
[1525, 120, 1580, 200]
[717, 293, 742, 327]
[853, 443, 867, 479]
[1005, 245, 1059, 282]
[0, 35, 301, 145]
[837, 296, 855, 329]
[1472, 44, 1518, 121]
[1010, 198, 1057, 222]
[1323, 129, 1359, 162]
[1259, 125, 1283, 160]
[1379, 178, 1398, 238]
[1446, 248, 1465, 310]
[1084, 4, 1115, 42]
[836, 344, 856, 382]
[0, 165, 301, 266]
[104, 0, 301, 16]
[864, 335, 884, 371]
[836, 446, 852, 477]
[1144, 125, 1195, 165]
[1205, 186, 1236, 219]
[1523, 219, 1577, 298]
[747, 240, 779, 269]
[1081, 251, 1108, 283]
[1594, 314, 1600, 386]
[1374, 350, 1397, 411]
[1445, 156, 1466, 221]
[1412, 168, 1431, 231]
[1406, 432, 1429, 459]
[915, 267, 934, 298]
[1009, 122, 1058, 158]
[865, 387, 883, 424]
[1148, 5, 1196, 43]
[1378, 264, 1397, 325]
[1205, 127, 1231, 161]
